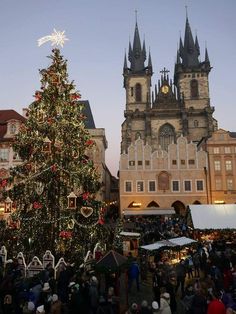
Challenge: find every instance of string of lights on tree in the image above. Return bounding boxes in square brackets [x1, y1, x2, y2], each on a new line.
[1, 31, 109, 258]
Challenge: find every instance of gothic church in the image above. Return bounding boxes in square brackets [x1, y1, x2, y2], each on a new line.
[119, 16, 219, 215]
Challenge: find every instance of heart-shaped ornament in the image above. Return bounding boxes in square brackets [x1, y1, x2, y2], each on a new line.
[80, 206, 93, 218]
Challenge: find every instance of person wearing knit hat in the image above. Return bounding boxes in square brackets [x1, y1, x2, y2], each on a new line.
[152, 301, 160, 314]
[36, 305, 45, 314]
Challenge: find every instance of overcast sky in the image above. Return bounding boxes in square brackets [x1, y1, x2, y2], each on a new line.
[0, 0, 235, 177]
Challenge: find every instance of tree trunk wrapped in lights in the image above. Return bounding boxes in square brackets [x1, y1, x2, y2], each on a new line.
[3, 49, 107, 259]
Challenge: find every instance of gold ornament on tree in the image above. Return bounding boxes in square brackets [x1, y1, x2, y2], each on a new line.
[80, 206, 93, 218]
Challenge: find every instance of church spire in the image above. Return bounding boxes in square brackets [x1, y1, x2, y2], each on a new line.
[195, 35, 200, 56]
[205, 47, 210, 63]
[181, 16, 199, 67]
[127, 19, 147, 73]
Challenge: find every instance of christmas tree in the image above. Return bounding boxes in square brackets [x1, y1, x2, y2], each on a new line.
[3, 48, 107, 260]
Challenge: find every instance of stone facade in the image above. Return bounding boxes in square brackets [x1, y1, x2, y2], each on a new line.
[200, 129, 236, 205]
[120, 137, 208, 215]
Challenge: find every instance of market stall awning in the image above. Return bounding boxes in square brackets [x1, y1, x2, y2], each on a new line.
[120, 231, 141, 237]
[169, 236, 197, 246]
[140, 237, 197, 251]
[123, 208, 175, 216]
[140, 240, 175, 251]
[187, 204, 236, 230]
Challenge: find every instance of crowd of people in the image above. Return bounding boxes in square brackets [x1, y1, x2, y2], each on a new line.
[1, 215, 236, 314]
[0, 257, 121, 314]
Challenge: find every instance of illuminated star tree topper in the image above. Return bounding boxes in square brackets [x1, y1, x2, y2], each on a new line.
[37, 29, 69, 47]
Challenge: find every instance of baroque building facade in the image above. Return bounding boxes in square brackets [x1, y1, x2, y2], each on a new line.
[120, 16, 220, 216]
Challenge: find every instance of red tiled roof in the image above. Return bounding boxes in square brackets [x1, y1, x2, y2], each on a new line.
[0, 110, 25, 123]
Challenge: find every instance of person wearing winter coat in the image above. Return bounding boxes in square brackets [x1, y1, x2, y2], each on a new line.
[207, 291, 226, 314]
[50, 294, 62, 314]
[158, 293, 171, 314]
[3, 294, 15, 314]
[89, 276, 99, 314]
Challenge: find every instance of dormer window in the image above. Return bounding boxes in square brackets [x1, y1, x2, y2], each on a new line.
[9, 123, 17, 135]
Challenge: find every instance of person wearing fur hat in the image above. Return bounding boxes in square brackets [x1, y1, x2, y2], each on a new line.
[50, 294, 62, 314]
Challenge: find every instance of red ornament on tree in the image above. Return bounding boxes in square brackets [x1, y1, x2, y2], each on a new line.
[34, 91, 42, 101]
[51, 164, 57, 172]
[98, 218, 105, 225]
[82, 192, 89, 201]
[33, 201, 42, 209]
[70, 93, 81, 101]
[1, 179, 7, 187]
[59, 230, 72, 239]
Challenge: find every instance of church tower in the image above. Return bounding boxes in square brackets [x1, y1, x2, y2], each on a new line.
[121, 20, 153, 153]
[174, 16, 217, 142]
[121, 15, 217, 155]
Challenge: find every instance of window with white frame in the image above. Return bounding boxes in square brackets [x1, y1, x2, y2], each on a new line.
[225, 160, 232, 171]
[227, 179, 233, 191]
[137, 181, 144, 192]
[215, 179, 222, 190]
[172, 180, 180, 192]
[0, 148, 9, 162]
[213, 147, 220, 154]
[225, 147, 231, 154]
[184, 180, 191, 192]
[148, 181, 156, 192]
[214, 160, 221, 171]
[125, 181, 132, 192]
[196, 180, 204, 191]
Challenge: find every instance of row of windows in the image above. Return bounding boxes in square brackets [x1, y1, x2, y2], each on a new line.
[129, 159, 196, 167]
[184, 74, 205, 78]
[213, 147, 235, 154]
[214, 160, 234, 171]
[125, 180, 204, 193]
[215, 178, 234, 191]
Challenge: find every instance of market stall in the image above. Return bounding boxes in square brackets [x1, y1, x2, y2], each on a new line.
[187, 204, 236, 243]
[119, 231, 141, 257]
[140, 236, 197, 265]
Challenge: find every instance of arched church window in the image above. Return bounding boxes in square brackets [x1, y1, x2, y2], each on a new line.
[158, 124, 175, 151]
[190, 79, 199, 98]
[135, 83, 142, 102]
